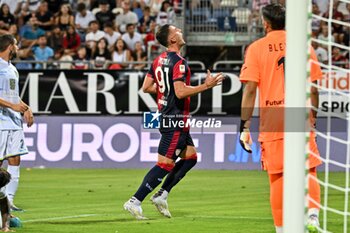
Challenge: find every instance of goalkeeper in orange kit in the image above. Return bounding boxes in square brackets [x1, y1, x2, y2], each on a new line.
[239, 3, 322, 233]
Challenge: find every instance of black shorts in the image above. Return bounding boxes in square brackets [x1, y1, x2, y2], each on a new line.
[158, 130, 194, 160]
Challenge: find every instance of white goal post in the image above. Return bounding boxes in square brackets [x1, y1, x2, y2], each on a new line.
[284, 0, 309, 232]
[285, 0, 350, 232]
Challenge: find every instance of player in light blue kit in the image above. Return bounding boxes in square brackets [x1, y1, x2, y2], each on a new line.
[0, 34, 34, 212]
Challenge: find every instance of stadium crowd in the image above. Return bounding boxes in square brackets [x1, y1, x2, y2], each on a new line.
[0, 0, 180, 70]
[0, 0, 348, 70]
[247, 0, 349, 69]
[311, 0, 349, 68]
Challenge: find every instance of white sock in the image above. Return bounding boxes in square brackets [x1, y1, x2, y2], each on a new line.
[308, 208, 319, 218]
[161, 190, 169, 199]
[6, 165, 20, 204]
[275, 226, 283, 233]
[131, 196, 141, 205]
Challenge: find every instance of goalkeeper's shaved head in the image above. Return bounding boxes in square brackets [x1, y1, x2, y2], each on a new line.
[262, 3, 285, 30]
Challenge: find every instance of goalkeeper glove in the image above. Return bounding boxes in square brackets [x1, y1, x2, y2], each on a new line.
[239, 120, 252, 153]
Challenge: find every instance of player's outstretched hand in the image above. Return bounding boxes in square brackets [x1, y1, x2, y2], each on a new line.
[10, 102, 28, 113]
[205, 70, 225, 89]
[23, 108, 34, 127]
[239, 120, 253, 153]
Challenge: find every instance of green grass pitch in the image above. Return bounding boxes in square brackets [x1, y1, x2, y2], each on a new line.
[12, 169, 348, 233]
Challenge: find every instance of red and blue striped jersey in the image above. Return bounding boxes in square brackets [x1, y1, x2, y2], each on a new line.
[146, 51, 191, 131]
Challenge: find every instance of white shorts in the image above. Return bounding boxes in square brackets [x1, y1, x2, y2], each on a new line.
[0, 130, 28, 161]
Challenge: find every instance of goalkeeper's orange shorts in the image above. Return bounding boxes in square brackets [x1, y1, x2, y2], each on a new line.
[260, 137, 322, 174]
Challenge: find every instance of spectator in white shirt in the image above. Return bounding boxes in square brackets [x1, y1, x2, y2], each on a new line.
[121, 23, 143, 51]
[24, 0, 41, 13]
[314, 0, 329, 15]
[317, 24, 335, 48]
[156, 1, 175, 26]
[75, 2, 95, 37]
[85, 20, 104, 52]
[111, 38, 132, 69]
[115, 0, 138, 33]
[149, 0, 163, 16]
[312, 39, 328, 64]
[103, 21, 121, 51]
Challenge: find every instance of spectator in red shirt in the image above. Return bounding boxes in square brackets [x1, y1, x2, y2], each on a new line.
[332, 46, 349, 68]
[323, 1, 344, 25]
[144, 20, 157, 51]
[62, 25, 81, 56]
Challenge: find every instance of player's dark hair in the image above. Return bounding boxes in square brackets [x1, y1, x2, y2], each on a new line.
[0, 34, 15, 52]
[0, 168, 11, 188]
[156, 24, 170, 47]
[262, 3, 285, 30]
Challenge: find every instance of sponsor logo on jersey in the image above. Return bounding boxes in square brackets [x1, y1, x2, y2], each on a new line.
[9, 79, 15, 90]
[179, 64, 185, 73]
[159, 58, 169, 65]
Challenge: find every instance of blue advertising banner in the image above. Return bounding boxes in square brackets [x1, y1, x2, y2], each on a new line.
[21, 116, 346, 171]
[21, 116, 259, 169]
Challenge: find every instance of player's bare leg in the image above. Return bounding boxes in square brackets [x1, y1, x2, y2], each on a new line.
[151, 146, 197, 218]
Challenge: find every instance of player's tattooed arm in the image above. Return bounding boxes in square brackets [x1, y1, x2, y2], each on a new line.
[142, 76, 157, 94]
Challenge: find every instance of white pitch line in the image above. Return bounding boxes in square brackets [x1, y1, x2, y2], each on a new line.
[22, 213, 271, 223]
[22, 214, 99, 223]
[183, 215, 272, 221]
